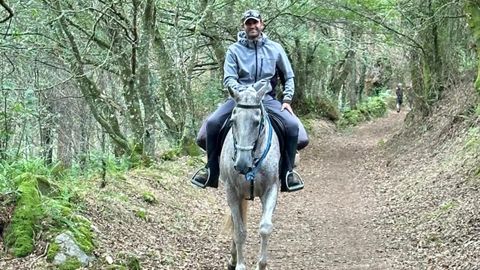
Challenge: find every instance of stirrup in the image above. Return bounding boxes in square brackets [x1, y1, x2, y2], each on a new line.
[190, 167, 210, 188]
[286, 170, 304, 192]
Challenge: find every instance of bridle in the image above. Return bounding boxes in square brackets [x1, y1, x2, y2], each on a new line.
[231, 103, 265, 163]
[230, 101, 273, 200]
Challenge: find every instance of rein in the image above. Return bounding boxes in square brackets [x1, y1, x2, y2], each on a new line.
[231, 102, 273, 201]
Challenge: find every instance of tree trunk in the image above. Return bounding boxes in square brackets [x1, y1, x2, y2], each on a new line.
[137, 0, 157, 159]
[357, 54, 367, 104]
[466, 0, 480, 95]
[120, 0, 144, 159]
[292, 37, 306, 110]
[180, 0, 210, 155]
[153, 31, 184, 141]
[347, 58, 358, 109]
[329, 49, 356, 108]
[35, 60, 54, 165]
[0, 58, 10, 160]
[417, 0, 444, 112]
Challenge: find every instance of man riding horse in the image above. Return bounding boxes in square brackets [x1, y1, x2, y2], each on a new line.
[191, 9, 308, 192]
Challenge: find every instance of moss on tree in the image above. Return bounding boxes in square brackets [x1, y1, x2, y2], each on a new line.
[3, 173, 42, 257]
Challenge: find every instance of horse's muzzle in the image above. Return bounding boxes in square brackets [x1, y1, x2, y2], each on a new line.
[234, 156, 253, 174]
[234, 164, 252, 175]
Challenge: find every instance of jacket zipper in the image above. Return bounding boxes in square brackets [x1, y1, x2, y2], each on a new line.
[254, 41, 258, 82]
[259, 58, 263, 79]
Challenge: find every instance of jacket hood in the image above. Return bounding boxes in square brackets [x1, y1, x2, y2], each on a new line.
[237, 31, 268, 48]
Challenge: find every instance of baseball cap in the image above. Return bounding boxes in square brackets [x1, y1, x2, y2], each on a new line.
[242, 9, 262, 23]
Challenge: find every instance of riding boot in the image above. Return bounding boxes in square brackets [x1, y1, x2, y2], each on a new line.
[280, 135, 304, 192]
[191, 131, 220, 189]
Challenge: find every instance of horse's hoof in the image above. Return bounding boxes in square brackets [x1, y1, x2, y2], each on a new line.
[227, 264, 236, 270]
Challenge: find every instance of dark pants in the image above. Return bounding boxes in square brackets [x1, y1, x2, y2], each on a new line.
[396, 96, 403, 105]
[197, 96, 304, 187]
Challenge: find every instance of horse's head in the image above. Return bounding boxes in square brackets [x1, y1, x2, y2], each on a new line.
[227, 80, 271, 174]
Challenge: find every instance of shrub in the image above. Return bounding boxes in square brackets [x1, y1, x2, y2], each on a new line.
[302, 95, 340, 121]
[338, 95, 388, 128]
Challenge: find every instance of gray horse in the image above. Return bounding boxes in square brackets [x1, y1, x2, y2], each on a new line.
[221, 81, 281, 270]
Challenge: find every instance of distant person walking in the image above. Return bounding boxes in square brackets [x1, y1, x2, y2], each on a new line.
[395, 83, 403, 113]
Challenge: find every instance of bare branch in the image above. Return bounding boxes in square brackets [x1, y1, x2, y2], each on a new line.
[0, 0, 13, 23]
[337, 4, 426, 55]
[2, 52, 14, 75]
[0, 31, 62, 44]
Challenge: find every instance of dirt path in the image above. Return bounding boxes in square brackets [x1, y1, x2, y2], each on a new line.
[221, 110, 407, 269]
[0, 110, 408, 270]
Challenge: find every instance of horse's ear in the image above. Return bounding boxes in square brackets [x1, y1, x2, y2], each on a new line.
[256, 81, 271, 101]
[253, 79, 268, 91]
[227, 86, 239, 100]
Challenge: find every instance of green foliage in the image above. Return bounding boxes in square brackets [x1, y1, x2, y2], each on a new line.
[427, 200, 458, 220]
[378, 139, 386, 147]
[339, 109, 365, 127]
[42, 198, 74, 228]
[338, 95, 388, 128]
[110, 254, 141, 270]
[104, 265, 128, 270]
[58, 257, 82, 270]
[70, 215, 95, 254]
[126, 256, 141, 270]
[142, 192, 157, 204]
[160, 137, 202, 160]
[160, 147, 181, 161]
[181, 138, 203, 157]
[0, 159, 53, 190]
[69, 152, 130, 180]
[300, 117, 314, 134]
[194, 80, 225, 120]
[466, 1, 480, 95]
[465, 127, 480, 151]
[135, 209, 147, 220]
[43, 201, 95, 254]
[303, 96, 340, 121]
[47, 242, 60, 262]
[0, 158, 97, 259]
[360, 96, 388, 118]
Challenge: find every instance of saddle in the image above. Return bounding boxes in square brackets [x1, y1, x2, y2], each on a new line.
[196, 105, 310, 150]
[196, 111, 293, 153]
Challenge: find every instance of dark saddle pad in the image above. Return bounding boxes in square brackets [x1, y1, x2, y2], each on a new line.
[218, 111, 286, 154]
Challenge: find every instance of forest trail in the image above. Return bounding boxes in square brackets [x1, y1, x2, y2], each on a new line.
[213, 109, 408, 270]
[0, 109, 408, 270]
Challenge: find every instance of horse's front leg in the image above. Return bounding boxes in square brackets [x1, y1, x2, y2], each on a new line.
[227, 193, 248, 270]
[228, 240, 236, 270]
[256, 184, 279, 270]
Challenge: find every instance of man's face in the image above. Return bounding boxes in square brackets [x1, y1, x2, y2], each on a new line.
[243, 19, 264, 39]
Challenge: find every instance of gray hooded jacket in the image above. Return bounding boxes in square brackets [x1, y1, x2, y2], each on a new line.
[223, 31, 295, 103]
